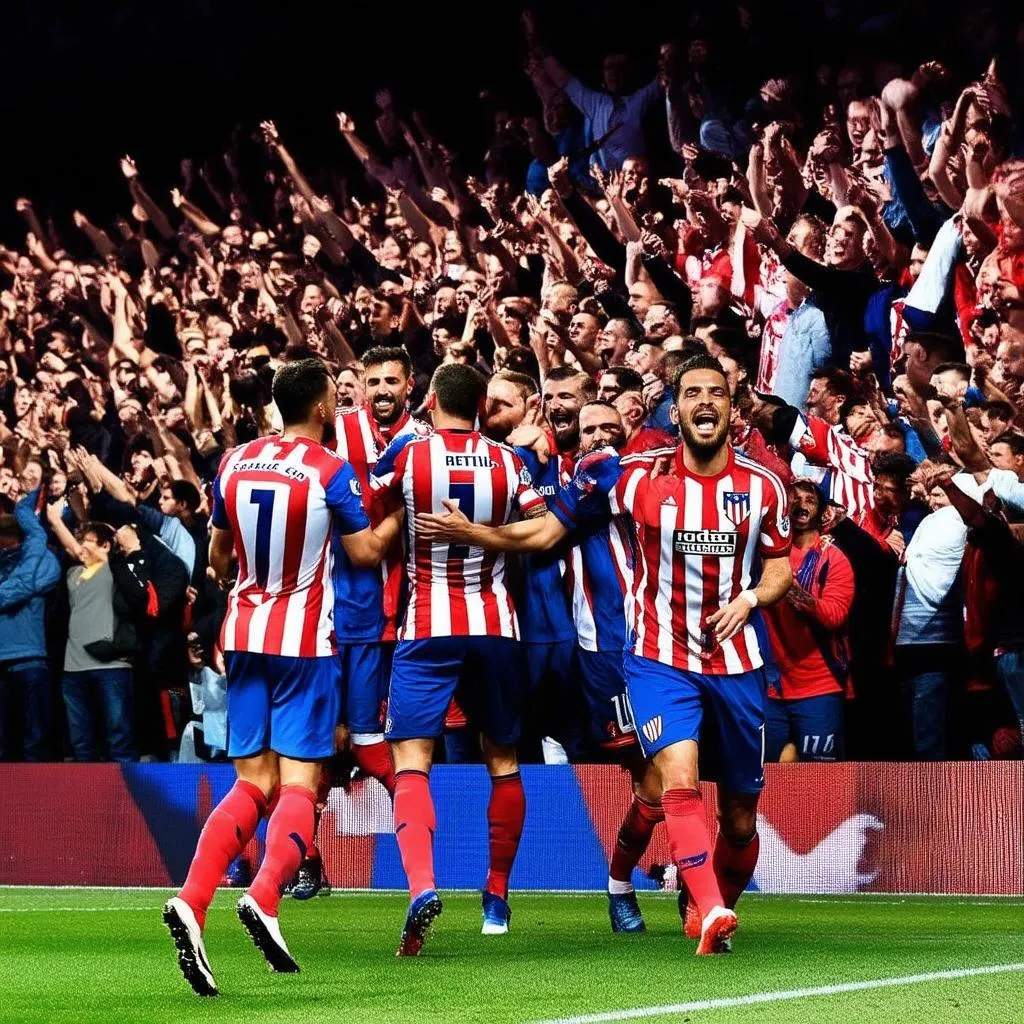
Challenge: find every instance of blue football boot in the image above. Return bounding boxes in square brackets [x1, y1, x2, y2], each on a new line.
[481, 891, 511, 934]
[397, 889, 443, 956]
[607, 890, 646, 933]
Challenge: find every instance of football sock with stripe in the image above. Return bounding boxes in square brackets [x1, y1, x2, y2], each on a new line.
[248, 785, 316, 917]
[661, 787, 724, 920]
[178, 779, 267, 930]
[394, 769, 437, 899]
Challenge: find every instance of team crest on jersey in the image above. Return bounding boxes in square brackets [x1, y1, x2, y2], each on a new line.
[641, 715, 663, 745]
[779, 515, 791, 536]
[520, 466, 534, 486]
[722, 491, 751, 526]
[350, 477, 362, 496]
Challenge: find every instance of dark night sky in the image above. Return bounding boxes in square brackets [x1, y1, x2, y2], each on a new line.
[0, 1, 1016, 243]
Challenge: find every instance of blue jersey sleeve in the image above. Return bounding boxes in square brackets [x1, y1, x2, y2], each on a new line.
[211, 475, 229, 529]
[324, 461, 371, 535]
[375, 431, 418, 480]
[552, 449, 621, 528]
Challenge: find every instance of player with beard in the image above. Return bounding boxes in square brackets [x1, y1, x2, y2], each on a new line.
[517, 366, 596, 761]
[163, 360, 400, 993]
[289, 347, 429, 900]
[568, 400, 674, 932]
[416, 355, 792, 954]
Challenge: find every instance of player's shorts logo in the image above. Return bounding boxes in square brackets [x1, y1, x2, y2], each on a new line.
[673, 528, 738, 556]
[722, 491, 751, 526]
[641, 715, 663, 744]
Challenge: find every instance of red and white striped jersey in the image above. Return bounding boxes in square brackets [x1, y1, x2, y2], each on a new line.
[785, 413, 874, 516]
[371, 429, 546, 640]
[606, 445, 790, 674]
[212, 436, 369, 657]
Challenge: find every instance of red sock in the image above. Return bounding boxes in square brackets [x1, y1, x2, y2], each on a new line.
[661, 788, 723, 920]
[247, 785, 316, 917]
[713, 831, 759, 909]
[485, 771, 526, 900]
[352, 739, 396, 794]
[393, 770, 436, 899]
[609, 795, 664, 884]
[179, 780, 266, 929]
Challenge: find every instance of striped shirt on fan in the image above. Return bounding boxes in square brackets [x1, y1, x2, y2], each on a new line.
[371, 429, 546, 640]
[786, 412, 874, 516]
[555, 445, 790, 675]
[212, 436, 369, 657]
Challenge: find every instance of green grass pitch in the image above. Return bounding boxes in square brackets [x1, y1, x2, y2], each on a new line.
[1, 888, 1022, 1024]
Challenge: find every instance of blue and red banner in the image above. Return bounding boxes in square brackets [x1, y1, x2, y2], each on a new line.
[0, 763, 1021, 895]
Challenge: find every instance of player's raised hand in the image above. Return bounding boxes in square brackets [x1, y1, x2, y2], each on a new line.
[414, 498, 472, 543]
[707, 594, 755, 644]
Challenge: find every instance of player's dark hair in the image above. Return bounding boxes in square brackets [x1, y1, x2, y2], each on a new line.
[546, 365, 598, 401]
[581, 398, 620, 415]
[603, 366, 645, 393]
[431, 363, 487, 422]
[991, 431, 1024, 457]
[82, 521, 114, 548]
[671, 352, 729, 400]
[906, 331, 964, 363]
[932, 361, 971, 381]
[982, 400, 1015, 424]
[872, 451, 917, 484]
[167, 480, 201, 513]
[492, 370, 539, 400]
[272, 358, 331, 426]
[363, 346, 412, 378]
[606, 316, 642, 342]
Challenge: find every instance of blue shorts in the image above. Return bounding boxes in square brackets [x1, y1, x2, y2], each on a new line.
[338, 642, 393, 736]
[225, 652, 340, 761]
[623, 652, 767, 794]
[578, 648, 636, 749]
[386, 636, 525, 744]
[765, 692, 844, 762]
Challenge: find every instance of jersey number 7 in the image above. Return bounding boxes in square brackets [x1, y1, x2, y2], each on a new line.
[446, 482, 475, 560]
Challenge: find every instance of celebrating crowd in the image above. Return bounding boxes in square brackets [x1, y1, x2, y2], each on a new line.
[1, 4, 1024, 768]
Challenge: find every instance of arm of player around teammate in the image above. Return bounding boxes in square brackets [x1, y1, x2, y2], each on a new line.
[707, 551, 794, 643]
[339, 507, 405, 567]
[414, 498, 566, 552]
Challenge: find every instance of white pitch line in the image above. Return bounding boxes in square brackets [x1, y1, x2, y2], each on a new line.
[534, 963, 1024, 1024]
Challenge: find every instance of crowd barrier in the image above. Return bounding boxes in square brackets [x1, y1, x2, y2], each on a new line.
[0, 763, 1021, 894]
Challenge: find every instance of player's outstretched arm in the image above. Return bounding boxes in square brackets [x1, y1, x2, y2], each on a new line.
[415, 499, 566, 552]
[341, 508, 405, 567]
[707, 553, 793, 644]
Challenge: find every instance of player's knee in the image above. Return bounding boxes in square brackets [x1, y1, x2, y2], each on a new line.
[390, 737, 434, 774]
[482, 738, 518, 777]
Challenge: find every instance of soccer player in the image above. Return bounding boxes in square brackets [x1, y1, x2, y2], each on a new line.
[416, 354, 793, 955]
[564, 399, 673, 932]
[163, 359, 400, 995]
[517, 367, 594, 762]
[289, 347, 428, 899]
[371, 363, 546, 955]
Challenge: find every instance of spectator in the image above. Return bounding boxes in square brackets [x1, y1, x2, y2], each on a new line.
[0, 492, 61, 760]
[763, 482, 855, 762]
[45, 513, 137, 763]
